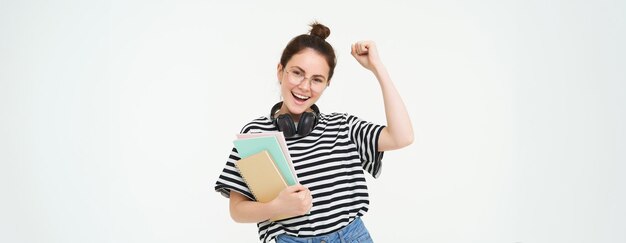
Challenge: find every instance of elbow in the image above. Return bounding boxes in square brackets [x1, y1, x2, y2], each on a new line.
[406, 134, 415, 146]
[394, 130, 414, 149]
[231, 215, 245, 223]
[229, 202, 245, 223]
[380, 128, 414, 151]
[229, 209, 239, 223]
[387, 135, 413, 151]
[230, 208, 247, 223]
[399, 134, 414, 148]
[229, 210, 240, 223]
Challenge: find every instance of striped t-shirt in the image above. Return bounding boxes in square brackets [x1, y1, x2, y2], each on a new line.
[214, 112, 385, 242]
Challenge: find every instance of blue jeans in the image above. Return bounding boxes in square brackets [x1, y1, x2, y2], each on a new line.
[275, 218, 374, 243]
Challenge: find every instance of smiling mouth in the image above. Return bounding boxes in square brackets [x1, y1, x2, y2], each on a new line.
[292, 92, 310, 102]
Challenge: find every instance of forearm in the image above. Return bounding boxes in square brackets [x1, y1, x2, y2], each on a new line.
[229, 192, 279, 223]
[229, 186, 311, 223]
[372, 65, 414, 150]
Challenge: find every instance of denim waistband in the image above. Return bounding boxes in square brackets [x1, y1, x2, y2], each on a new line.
[276, 217, 372, 243]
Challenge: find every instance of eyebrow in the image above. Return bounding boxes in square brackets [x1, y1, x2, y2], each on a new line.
[289, 66, 328, 80]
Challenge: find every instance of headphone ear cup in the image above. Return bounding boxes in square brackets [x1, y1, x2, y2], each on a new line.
[276, 114, 296, 138]
[297, 112, 317, 137]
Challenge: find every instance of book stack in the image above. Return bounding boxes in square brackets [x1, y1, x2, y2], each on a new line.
[233, 132, 298, 221]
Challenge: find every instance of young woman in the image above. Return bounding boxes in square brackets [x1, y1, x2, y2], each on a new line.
[215, 22, 413, 243]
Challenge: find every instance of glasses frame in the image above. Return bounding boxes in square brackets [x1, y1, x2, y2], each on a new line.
[283, 68, 328, 92]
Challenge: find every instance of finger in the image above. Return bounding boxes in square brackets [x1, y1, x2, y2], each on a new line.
[366, 41, 377, 54]
[287, 184, 306, 192]
[295, 189, 310, 199]
[359, 42, 369, 54]
[299, 190, 311, 199]
[351, 43, 357, 56]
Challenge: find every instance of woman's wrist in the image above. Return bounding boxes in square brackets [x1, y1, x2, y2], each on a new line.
[266, 198, 284, 219]
[371, 64, 390, 83]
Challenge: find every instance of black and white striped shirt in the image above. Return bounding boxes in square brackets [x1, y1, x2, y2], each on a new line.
[215, 112, 385, 242]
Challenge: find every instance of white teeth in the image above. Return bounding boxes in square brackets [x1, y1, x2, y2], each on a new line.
[293, 92, 310, 100]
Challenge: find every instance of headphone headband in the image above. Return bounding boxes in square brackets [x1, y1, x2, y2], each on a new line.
[270, 102, 320, 137]
[270, 102, 320, 118]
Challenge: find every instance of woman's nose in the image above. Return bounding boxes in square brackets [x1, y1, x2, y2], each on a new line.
[297, 78, 311, 90]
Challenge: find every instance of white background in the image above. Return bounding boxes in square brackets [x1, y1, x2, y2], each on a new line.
[1, 0, 624, 242]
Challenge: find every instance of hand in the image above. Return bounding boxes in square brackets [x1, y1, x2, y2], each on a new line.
[272, 184, 312, 217]
[351, 40, 383, 72]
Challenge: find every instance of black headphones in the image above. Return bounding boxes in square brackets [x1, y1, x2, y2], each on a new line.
[270, 101, 320, 138]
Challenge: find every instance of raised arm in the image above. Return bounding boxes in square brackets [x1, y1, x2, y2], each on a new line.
[351, 41, 414, 151]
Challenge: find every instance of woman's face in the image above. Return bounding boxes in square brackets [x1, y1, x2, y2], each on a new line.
[277, 48, 330, 117]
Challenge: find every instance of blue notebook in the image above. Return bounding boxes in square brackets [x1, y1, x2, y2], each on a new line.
[236, 132, 297, 182]
[233, 136, 297, 186]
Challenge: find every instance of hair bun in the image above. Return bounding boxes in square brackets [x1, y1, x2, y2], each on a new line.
[309, 22, 331, 40]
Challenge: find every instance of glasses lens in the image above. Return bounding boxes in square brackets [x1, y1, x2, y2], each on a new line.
[287, 69, 327, 92]
[311, 79, 326, 91]
[288, 70, 303, 84]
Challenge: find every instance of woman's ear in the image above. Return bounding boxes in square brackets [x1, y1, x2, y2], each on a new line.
[277, 63, 283, 84]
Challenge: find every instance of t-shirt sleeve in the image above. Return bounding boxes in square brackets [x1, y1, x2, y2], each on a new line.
[214, 147, 255, 200]
[346, 114, 386, 178]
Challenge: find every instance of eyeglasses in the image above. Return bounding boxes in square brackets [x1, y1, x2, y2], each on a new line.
[284, 68, 328, 92]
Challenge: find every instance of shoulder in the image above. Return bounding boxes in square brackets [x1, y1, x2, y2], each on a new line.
[320, 112, 347, 122]
[320, 112, 360, 123]
[239, 116, 275, 133]
[319, 112, 364, 127]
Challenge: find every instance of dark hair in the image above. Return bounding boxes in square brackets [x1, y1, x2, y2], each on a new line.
[279, 22, 337, 81]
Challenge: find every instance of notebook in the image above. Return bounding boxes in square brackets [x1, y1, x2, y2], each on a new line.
[233, 135, 297, 186]
[234, 150, 290, 221]
[236, 132, 297, 182]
